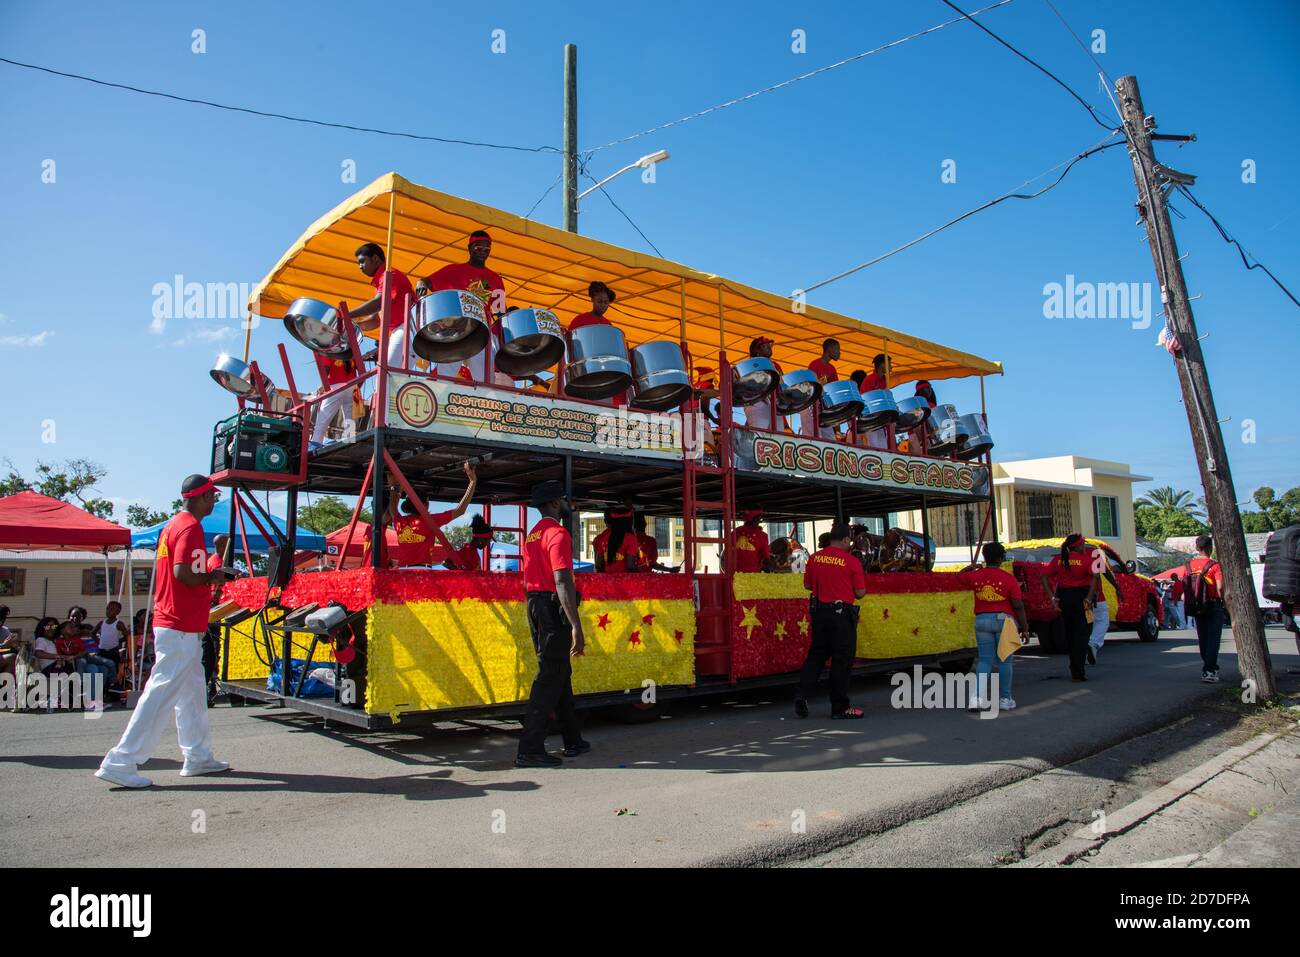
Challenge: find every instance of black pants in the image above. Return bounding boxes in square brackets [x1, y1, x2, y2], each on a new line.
[1194, 601, 1225, 673]
[1058, 586, 1092, 679]
[202, 626, 219, 693]
[798, 605, 856, 714]
[518, 592, 583, 756]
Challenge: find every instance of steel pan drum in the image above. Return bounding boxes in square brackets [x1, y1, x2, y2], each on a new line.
[283, 298, 348, 356]
[775, 369, 822, 415]
[210, 354, 255, 395]
[817, 380, 864, 428]
[411, 290, 489, 363]
[564, 324, 633, 400]
[495, 308, 564, 376]
[856, 389, 899, 430]
[895, 395, 931, 432]
[731, 357, 780, 406]
[630, 341, 692, 411]
[926, 403, 969, 455]
[955, 412, 994, 460]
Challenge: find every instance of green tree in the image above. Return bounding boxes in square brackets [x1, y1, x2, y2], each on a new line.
[1243, 486, 1300, 531]
[125, 499, 183, 528]
[298, 495, 371, 534]
[1134, 503, 1208, 543]
[1136, 486, 1205, 520]
[0, 458, 115, 519]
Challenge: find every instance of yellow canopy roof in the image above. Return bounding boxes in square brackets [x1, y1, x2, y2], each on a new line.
[248, 172, 1001, 383]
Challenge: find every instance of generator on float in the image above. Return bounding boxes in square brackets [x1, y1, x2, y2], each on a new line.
[212, 410, 302, 476]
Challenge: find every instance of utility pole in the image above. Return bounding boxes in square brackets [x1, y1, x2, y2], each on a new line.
[562, 43, 578, 233]
[1115, 74, 1275, 699]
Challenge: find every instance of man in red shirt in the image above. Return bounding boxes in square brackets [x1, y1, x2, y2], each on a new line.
[796, 523, 867, 719]
[517, 480, 588, 767]
[804, 338, 841, 439]
[1045, 533, 1103, 682]
[375, 462, 477, 567]
[858, 353, 892, 449]
[958, 542, 1030, 710]
[744, 336, 784, 432]
[731, 508, 771, 573]
[310, 351, 358, 445]
[425, 230, 508, 383]
[97, 475, 230, 788]
[1186, 535, 1229, 682]
[349, 242, 417, 371]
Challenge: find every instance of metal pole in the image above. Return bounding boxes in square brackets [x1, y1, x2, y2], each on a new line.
[562, 44, 578, 233]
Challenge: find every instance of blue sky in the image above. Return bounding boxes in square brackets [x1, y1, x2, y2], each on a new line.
[1, 0, 1296, 523]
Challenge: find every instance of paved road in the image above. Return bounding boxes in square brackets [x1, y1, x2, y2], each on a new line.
[2, 627, 1296, 867]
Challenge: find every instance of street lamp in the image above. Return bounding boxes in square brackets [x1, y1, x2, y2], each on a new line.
[577, 150, 671, 201]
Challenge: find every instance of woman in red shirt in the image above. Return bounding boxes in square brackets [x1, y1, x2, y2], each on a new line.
[959, 542, 1030, 710]
[1045, 533, 1102, 681]
[593, 510, 644, 573]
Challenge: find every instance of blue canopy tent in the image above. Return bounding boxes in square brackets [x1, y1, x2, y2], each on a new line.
[130, 500, 326, 552]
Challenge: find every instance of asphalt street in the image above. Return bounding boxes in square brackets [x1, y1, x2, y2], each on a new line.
[2, 627, 1296, 867]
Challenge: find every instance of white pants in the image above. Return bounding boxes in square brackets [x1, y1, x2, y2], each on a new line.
[387, 325, 411, 370]
[311, 387, 352, 443]
[100, 628, 213, 773]
[867, 427, 889, 449]
[438, 350, 515, 387]
[1089, 600, 1110, 648]
[746, 401, 774, 432]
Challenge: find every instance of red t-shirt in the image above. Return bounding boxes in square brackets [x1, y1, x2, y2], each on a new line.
[1187, 557, 1223, 600]
[638, 532, 658, 567]
[860, 371, 887, 392]
[315, 352, 357, 386]
[595, 530, 643, 572]
[389, 510, 453, 566]
[1048, 547, 1101, 589]
[54, 635, 85, 657]
[804, 546, 866, 603]
[154, 512, 212, 633]
[424, 262, 506, 317]
[206, 552, 224, 604]
[569, 311, 611, 331]
[444, 542, 482, 571]
[523, 517, 573, 592]
[959, 566, 1023, 615]
[370, 267, 416, 329]
[809, 358, 838, 385]
[733, 524, 770, 573]
[1169, 580, 1185, 601]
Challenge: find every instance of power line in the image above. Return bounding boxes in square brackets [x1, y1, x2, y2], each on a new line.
[803, 133, 1124, 293]
[1173, 185, 1300, 310]
[524, 173, 563, 219]
[938, 0, 1116, 131]
[583, 0, 1016, 154]
[580, 170, 664, 257]
[0, 55, 560, 155]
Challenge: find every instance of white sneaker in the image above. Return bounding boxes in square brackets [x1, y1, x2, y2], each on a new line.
[1201, 671, 1220, 684]
[999, 697, 1017, 711]
[95, 767, 152, 789]
[180, 758, 230, 777]
[967, 696, 988, 711]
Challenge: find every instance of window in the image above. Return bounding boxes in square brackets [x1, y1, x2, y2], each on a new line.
[83, 568, 122, 595]
[654, 517, 671, 551]
[1093, 496, 1119, 538]
[1016, 491, 1073, 540]
[131, 568, 152, 595]
[0, 567, 24, 597]
[918, 504, 982, 547]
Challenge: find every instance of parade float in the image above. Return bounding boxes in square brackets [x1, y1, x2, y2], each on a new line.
[207, 172, 1003, 728]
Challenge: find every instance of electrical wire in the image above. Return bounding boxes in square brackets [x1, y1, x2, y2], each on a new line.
[803, 132, 1124, 293]
[581, 170, 665, 257]
[524, 173, 564, 219]
[583, 0, 1016, 154]
[1174, 185, 1300, 310]
[0, 55, 560, 155]
[939, 0, 1115, 131]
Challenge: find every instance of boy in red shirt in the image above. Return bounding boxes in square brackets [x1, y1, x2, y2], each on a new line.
[958, 542, 1030, 710]
[98, 475, 230, 788]
[804, 338, 841, 440]
[796, 523, 868, 719]
[425, 231, 510, 384]
[1186, 535, 1228, 682]
[348, 242, 417, 371]
[731, 508, 770, 573]
[375, 462, 477, 567]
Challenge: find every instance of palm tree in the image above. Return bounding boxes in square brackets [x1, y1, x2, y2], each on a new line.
[1136, 486, 1205, 519]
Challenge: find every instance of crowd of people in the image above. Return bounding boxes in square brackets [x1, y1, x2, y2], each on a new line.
[0, 602, 135, 710]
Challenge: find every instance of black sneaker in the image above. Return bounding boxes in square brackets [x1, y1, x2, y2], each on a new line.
[515, 752, 562, 768]
[1086, 646, 1097, 665]
[794, 697, 809, 718]
[1201, 670, 1220, 684]
[1071, 675, 1088, 682]
[562, 741, 591, 758]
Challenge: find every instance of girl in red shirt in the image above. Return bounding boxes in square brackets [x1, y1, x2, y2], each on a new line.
[1045, 534, 1102, 681]
[958, 542, 1030, 710]
[594, 510, 644, 573]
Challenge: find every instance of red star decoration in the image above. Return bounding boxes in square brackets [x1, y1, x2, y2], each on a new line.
[911, 626, 920, 636]
[628, 630, 642, 647]
[673, 629, 684, 643]
[882, 608, 890, 619]
[949, 604, 957, 614]
[642, 613, 655, 626]
[597, 613, 610, 630]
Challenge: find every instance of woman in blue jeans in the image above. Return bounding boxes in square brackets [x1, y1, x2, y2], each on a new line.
[959, 542, 1032, 710]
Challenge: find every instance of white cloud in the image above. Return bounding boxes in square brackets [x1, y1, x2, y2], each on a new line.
[0, 330, 54, 347]
[171, 325, 237, 347]
[149, 316, 167, 334]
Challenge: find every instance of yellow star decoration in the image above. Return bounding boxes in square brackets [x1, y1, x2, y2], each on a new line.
[739, 604, 762, 640]
[773, 621, 787, 640]
[798, 618, 809, 636]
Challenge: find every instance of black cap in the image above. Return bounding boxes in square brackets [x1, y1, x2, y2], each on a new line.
[529, 480, 567, 508]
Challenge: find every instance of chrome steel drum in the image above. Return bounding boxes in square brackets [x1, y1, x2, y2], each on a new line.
[564, 324, 633, 400]
[817, 380, 864, 428]
[955, 412, 994, 460]
[283, 298, 348, 356]
[732, 357, 779, 406]
[856, 389, 899, 430]
[775, 369, 822, 415]
[630, 341, 692, 411]
[411, 289, 489, 363]
[495, 308, 564, 376]
[926, 403, 969, 454]
[895, 395, 931, 432]
[210, 354, 255, 395]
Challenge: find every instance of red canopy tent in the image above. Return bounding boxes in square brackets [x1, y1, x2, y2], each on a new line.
[0, 490, 130, 550]
[325, 523, 399, 569]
